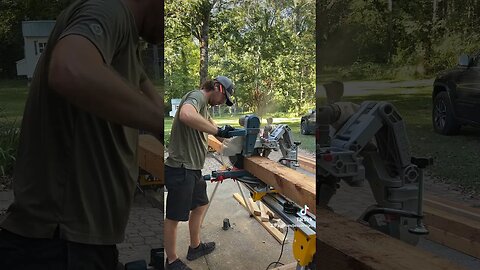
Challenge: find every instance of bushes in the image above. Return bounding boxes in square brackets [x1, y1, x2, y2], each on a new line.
[0, 109, 19, 177]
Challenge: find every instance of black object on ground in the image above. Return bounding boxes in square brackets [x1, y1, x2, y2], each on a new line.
[222, 218, 231, 230]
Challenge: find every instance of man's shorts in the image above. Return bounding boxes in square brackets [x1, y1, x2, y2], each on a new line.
[0, 229, 119, 270]
[165, 165, 209, 221]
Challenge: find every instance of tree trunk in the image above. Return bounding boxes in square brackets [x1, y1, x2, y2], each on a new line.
[387, 0, 393, 64]
[199, 19, 209, 87]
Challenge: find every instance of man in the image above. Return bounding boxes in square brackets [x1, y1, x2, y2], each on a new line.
[262, 117, 274, 157]
[164, 76, 235, 270]
[0, 0, 164, 269]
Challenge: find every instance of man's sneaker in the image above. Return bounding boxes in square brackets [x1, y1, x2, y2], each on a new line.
[186, 242, 216, 261]
[165, 258, 192, 270]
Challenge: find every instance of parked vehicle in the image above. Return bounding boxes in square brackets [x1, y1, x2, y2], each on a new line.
[433, 53, 480, 135]
[301, 109, 316, 135]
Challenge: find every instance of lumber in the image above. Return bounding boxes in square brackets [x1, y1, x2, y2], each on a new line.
[297, 155, 315, 174]
[208, 136, 316, 213]
[244, 156, 316, 214]
[233, 193, 285, 243]
[317, 208, 466, 270]
[259, 202, 270, 222]
[208, 135, 222, 152]
[138, 135, 164, 184]
[426, 226, 480, 259]
[424, 203, 480, 258]
[248, 198, 261, 216]
[424, 194, 480, 222]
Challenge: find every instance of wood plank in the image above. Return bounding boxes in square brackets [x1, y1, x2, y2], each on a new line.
[208, 135, 222, 152]
[244, 156, 316, 214]
[248, 198, 261, 216]
[297, 155, 315, 174]
[423, 203, 480, 258]
[424, 194, 480, 222]
[317, 208, 466, 270]
[426, 226, 480, 259]
[138, 134, 164, 183]
[424, 205, 480, 242]
[208, 136, 316, 213]
[233, 193, 285, 243]
[259, 202, 270, 221]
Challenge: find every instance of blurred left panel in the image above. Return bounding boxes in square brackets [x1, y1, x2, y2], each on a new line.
[0, 0, 165, 269]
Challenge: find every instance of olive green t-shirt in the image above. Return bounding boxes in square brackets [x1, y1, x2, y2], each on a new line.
[166, 90, 211, 170]
[0, 0, 146, 245]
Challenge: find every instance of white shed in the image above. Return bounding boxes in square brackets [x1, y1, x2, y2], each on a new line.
[170, 99, 181, 117]
[16, 20, 56, 79]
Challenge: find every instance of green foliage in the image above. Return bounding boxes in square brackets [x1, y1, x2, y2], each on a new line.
[0, 0, 72, 78]
[0, 109, 19, 177]
[165, 0, 315, 116]
[320, 0, 480, 80]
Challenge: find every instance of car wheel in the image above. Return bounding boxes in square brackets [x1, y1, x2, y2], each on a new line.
[301, 120, 309, 135]
[432, 91, 461, 135]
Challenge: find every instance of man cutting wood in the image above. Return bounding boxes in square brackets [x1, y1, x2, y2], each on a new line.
[0, 0, 163, 269]
[164, 76, 235, 270]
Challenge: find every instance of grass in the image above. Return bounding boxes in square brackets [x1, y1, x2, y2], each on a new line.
[0, 80, 28, 121]
[343, 85, 480, 193]
[165, 116, 315, 153]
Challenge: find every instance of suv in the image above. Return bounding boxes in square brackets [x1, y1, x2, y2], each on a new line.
[301, 109, 316, 135]
[433, 53, 480, 135]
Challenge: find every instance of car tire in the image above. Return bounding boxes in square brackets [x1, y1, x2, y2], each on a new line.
[432, 91, 461, 135]
[301, 120, 309, 135]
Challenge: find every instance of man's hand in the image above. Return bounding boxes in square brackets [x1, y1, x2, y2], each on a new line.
[217, 125, 235, 138]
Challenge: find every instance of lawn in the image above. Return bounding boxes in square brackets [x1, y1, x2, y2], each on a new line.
[165, 116, 315, 153]
[342, 84, 480, 194]
[0, 80, 28, 122]
[0, 80, 315, 153]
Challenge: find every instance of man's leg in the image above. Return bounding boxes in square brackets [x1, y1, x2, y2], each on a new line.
[164, 218, 180, 263]
[185, 170, 215, 261]
[164, 165, 195, 268]
[188, 204, 208, 248]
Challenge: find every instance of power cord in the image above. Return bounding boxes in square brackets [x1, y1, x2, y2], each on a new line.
[265, 226, 289, 270]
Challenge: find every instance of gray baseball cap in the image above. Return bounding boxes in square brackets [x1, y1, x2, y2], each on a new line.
[215, 76, 234, 106]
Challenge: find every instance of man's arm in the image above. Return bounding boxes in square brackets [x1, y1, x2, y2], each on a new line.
[179, 104, 218, 135]
[48, 35, 163, 135]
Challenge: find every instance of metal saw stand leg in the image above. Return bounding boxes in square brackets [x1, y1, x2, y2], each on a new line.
[201, 179, 255, 227]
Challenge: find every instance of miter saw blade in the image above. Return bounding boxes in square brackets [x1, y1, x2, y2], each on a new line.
[219, 136, 245, 168]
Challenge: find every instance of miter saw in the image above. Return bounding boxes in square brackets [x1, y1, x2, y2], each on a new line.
[204, 115, 316, 270]
[318, 98, 431, 245]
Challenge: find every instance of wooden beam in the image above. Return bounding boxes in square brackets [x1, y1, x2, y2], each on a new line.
[259, 202, 270, 222]
[423, 197, 480, 259]
[247, 198, 261, 216]
[244, 156, 316, 214]
[208, 136, 315, 213]
[208, 135, 222, 152]
[233, 193, 285, 244]
[138, 134, 164, 184]
[317, 208, 466, 270]
[298, 155, 315, 174]
[424, 194, 480, 222]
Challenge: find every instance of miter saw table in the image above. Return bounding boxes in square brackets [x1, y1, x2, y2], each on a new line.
[203, 115, 316, 270]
